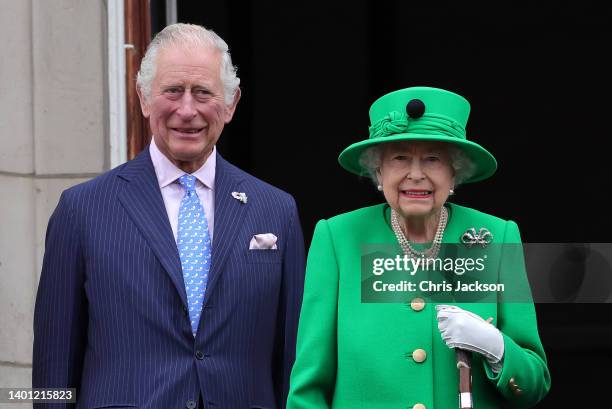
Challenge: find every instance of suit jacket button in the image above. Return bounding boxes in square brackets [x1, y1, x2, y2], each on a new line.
[186, 400, 197, 409]
[195, 350, 205, 360]
[410, 297, 426, 311]
[412, 349, 427, 363]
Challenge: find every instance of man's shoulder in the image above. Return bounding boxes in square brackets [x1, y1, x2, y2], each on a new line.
[62, 162, 129, 198]
[62, 146, 156, 200]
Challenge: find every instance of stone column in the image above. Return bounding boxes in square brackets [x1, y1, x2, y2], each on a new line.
[0, 0, 108, 403]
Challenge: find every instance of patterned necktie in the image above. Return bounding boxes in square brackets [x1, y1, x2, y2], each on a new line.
[177, 174, 212, 336]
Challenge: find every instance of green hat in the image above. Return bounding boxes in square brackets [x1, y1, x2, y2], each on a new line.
[338, 86, 497, 183]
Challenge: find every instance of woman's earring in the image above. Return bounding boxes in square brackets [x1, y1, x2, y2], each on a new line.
[377, 184, 383, 191]
[449, 188, 455, 195]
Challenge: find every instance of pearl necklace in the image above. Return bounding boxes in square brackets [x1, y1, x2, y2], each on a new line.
[390, 206, 448, 260]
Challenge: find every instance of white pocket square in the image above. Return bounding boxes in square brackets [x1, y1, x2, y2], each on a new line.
[249, 233, 278, 250]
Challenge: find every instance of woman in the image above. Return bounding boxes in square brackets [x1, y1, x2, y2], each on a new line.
[286, 87, 550, 409]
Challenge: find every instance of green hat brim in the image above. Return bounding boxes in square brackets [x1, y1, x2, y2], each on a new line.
[338, 133, 497, 184]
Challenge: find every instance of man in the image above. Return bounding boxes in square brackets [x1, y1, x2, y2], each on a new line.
[33, 23, 305, 409]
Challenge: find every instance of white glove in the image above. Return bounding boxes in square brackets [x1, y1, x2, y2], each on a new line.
[436, 305, 504, 373]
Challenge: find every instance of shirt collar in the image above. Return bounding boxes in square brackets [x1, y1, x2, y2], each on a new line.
[150, 137, 216, 190]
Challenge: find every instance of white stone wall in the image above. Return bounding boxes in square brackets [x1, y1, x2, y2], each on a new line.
[0, 0, 108, 401]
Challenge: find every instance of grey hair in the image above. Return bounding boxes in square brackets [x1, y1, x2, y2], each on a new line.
[358, 143, 476, 187]
[136, 23, 240, 106]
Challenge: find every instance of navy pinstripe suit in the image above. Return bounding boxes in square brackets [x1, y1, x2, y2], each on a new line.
[33, 148, 306, 409]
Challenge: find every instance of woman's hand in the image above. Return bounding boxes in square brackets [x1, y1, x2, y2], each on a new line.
[436, 305, 504, 373]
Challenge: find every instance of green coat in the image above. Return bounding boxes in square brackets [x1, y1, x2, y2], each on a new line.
[287, 203, 550, 409]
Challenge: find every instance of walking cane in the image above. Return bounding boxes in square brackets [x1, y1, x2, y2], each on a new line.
[455, 317, 493, 409]
[456, 349, 472, 409]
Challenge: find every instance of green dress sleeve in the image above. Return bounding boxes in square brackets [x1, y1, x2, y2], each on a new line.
[286, 220, 338, 409]
[483, 220, 552, 407]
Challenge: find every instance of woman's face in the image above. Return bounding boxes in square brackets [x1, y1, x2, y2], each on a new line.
[378, 141, 455, 219]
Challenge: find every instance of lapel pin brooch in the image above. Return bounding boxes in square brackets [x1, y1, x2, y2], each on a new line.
[231, 191, 248, 204]
[460, 227, 493, 248]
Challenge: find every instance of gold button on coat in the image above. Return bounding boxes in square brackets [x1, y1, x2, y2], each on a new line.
[413, 403, 426, 409]
[410, 297, 425, 311]
[412, 349, 427, 363]
[508, 377, 523, 395]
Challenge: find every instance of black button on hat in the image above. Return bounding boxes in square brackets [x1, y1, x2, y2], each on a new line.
[406, 99, 425, 118]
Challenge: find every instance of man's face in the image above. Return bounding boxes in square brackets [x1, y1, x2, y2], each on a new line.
[138, 45, 239, 172]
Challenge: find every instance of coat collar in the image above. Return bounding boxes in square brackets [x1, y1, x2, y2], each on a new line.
[116, 147, 249, 314]
[201, 154, 247, 311]
[116, 147, 187, 305]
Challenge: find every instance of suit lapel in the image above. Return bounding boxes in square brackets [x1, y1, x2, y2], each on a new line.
[202, 153, 247, 308]
[117, 148, 187, 306]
